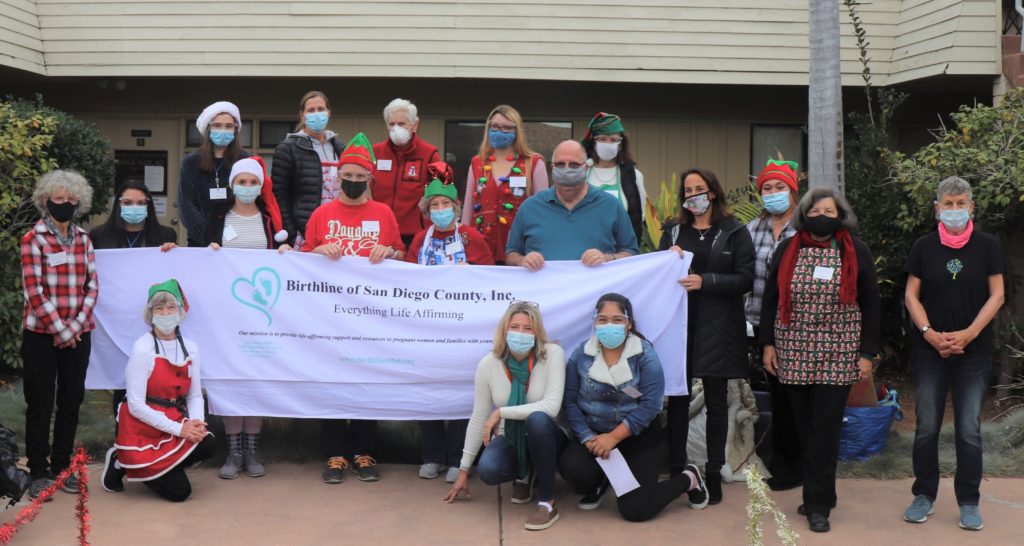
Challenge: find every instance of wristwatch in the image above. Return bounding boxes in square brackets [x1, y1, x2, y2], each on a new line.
[920, 325, 931, 334]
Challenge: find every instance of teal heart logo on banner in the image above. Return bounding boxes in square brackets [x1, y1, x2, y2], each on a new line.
[231, 267, 281, 326]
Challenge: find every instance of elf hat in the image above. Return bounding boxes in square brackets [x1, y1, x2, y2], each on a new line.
[339, 132, 376, 174]
[423, 161, 458, 203]
[583, 112, 625, 141]
[148, 279, 189, 312]
[756, 159, 799, 193]
[196, 101, 241, 136]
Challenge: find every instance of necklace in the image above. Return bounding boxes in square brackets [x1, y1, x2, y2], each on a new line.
[157, 338, 180, 362]
[696, 226, 713, 241]
[126, 231, 143, 248]
[590, 166, 618, 184]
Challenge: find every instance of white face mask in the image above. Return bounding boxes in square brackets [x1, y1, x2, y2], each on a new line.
[595, 141, 620, 162]
[152, 313, 181, 335]
[389, 125, 412, 146]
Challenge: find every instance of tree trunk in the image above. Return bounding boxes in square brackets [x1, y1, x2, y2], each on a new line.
[808, 0, 845, 193]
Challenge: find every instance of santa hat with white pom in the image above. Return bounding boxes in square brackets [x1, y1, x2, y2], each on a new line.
[228, 157, 289, 243]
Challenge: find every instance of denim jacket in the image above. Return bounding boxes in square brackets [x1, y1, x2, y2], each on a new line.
[563, 334, 665, 443]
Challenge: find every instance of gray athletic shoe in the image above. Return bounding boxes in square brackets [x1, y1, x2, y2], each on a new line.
[418, 463, 441, 479]
[219, 451, 243, 479]
[959, 504, 983, 531]
[28, 476, 55, 502]
[903, 495, 935, 523]
[244, 449, 266, 477]
[445, 466, 461, 483]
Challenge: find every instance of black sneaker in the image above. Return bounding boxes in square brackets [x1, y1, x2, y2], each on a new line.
[102, 447, 125, 493]
[577, 479, 610, 510]
[60, 472, 80, 494]
[685, 464, 709, 510]
[352, 454, 380, 482]
[28, 476, 55, 502]
[322, 456, 348, 484]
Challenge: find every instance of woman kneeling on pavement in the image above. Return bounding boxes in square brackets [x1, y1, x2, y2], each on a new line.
[103, 280, 215, 502]
[443, 301, 567, 531]
[560, 293, 708, 521]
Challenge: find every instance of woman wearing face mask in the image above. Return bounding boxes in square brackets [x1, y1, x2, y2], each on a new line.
[272, 91, 345, 246]
[405, 162, 493, 482]
[560, 293, 709, 521]
[90, 181, 179, 423]
[21, 170, 98, 501]
[301, 133, 404, 484]
[178, 101, 249, 247]
[101, 280, 215, 502]
[372, 98, 441, 248]
[760, 188, 880, 533]
[443, 302, 567, 532]
[744, 160, 802, 491]
[658, 167, 754, 506]
[902, 177, 1004, 532]
[461, 105, 549, 263]
[581, 113, 647, 244]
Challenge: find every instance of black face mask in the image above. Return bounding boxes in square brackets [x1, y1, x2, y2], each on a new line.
[46, 200, 77, 223]
[340, 180, 368, 200]
[805, 214, 842, 237]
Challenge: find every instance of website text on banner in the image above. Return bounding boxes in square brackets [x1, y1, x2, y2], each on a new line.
[86, 249, 691, 419]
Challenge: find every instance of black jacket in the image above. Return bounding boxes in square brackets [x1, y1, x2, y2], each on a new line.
[177, 150, 251, 246]
[660, 216, 755, 379]
[619, 161, 644, 244]
[759, 234, 880, 358]
[271, 133, 345, 244]
[203, 199, 284, 249]
[89, 224, 177, 250]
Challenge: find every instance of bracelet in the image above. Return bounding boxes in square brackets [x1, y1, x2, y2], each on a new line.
[388, 247, 397, 259]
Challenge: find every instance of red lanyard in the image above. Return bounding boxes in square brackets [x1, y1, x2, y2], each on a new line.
[504, 353, 535, 391]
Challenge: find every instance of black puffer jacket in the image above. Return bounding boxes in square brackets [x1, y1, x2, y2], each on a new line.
[660, 216, 755, 379]
[271, 132, 344, 244]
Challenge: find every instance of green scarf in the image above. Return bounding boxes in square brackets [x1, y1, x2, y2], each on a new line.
[505, 354, 531, 479]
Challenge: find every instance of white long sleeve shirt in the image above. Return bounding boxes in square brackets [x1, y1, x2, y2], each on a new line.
[124, 333, 204, 438]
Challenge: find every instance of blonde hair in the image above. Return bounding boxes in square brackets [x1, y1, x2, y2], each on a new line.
[417, 195, 462, 219]
[143, 291, 186, 325]
[491, 302, 549, 360]
[33, 170, 93, 217]
[477, 105, 539, 192]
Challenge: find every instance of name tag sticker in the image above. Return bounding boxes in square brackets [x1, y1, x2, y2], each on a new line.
[209, 187, 228, 200]
[813, 266, 835, 281]
[621, 385, 642, 399]
[223, 224, 239, 242]
[445, 241, 464, 255]
[509, 176, 527, 188]
[377, 159, 393, 171]
[362, 221, 380, 233]
[47, 251, 68, 267]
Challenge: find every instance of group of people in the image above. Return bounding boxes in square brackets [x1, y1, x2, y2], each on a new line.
[18, 93, 1004, 534]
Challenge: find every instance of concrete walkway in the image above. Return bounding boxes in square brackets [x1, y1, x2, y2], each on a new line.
[4, 463, 1022, 545]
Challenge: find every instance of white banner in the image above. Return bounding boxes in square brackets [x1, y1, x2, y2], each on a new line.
[86, 248, 691, 419]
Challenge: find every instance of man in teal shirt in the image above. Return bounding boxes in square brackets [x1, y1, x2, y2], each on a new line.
[505, 140, 638, 271]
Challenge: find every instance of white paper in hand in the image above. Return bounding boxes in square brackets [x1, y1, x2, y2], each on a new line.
[595, 448, 640, 497]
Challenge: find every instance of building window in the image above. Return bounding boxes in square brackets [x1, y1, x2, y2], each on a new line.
[444, 121, 572, 197]
[750, 125, 805, 177]
[259, 121, 294, 149]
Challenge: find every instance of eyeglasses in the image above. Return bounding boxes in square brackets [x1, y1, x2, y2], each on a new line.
[489, 124, 517, 133]
[552, 162, 585, 169]
[594, 314, 629, 326]
[509, 300, 540, 310]
[594, 136, 623, 144]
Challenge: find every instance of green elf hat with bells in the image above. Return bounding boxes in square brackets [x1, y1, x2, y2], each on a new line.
[423, 161, 458, 203]
[339, 132, 377, 173]
[582, 112, 625, 141]
[148, 278, 189, 312]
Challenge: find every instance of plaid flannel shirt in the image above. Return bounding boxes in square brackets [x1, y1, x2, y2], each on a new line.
[21, 220, 99, 343]
[744, 215, 796, 325]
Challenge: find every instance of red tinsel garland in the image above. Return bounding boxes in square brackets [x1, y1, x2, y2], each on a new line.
[0, 447, 91, 545]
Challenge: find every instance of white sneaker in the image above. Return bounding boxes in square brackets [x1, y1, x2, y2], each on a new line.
[418, 463, 441, 479]
[445, 466, 461, 483]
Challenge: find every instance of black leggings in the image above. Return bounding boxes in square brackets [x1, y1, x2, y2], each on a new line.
[143, 435, 216, 502]
[666, 377, 729, 474]
[558, 425, 691, 522]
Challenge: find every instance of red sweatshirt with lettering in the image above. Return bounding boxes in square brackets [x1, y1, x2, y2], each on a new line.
[301, 200, 405, 257]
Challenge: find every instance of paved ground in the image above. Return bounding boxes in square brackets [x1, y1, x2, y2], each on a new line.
[4, 463, 1022, 545]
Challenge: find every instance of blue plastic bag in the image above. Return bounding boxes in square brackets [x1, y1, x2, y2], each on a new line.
[838, 390, 903, 462]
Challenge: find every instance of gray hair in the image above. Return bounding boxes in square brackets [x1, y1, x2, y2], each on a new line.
[143, 291, 187, 325]
[936, 176, 972, 202]
[791, 187, 858, 232]
[418, 194, 462, 220]
[383, 98, 419, 124]
[32, 170, 93, 217]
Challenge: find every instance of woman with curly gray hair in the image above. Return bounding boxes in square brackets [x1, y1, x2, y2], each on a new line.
[20, 169, 98, 501]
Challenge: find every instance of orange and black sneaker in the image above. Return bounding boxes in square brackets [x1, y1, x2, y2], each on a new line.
[352, 454, 380, 482]
[322, 456, 348, 484]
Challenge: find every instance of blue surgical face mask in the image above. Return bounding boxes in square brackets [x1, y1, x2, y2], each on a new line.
[489, 130, 517, 149]
[939, 208, 970, 230]
[232, 184, 262, 204]
[305, 112, 329, 134]
[762, 190, 791, 215]
[209, 129, 235, 147]
[506, 331, 535, 355]
[430, 207, 455, 229]
[120, 205, 148, 224]
[595, 324, 627, 349]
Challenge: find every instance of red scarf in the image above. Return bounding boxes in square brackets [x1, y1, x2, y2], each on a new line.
[777, 229, 858, 325]
[938, 219, 973, 249]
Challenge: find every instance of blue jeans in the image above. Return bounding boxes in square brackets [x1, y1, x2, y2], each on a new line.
[911, 348, 991, 506]
[476, 411, 567, 501]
